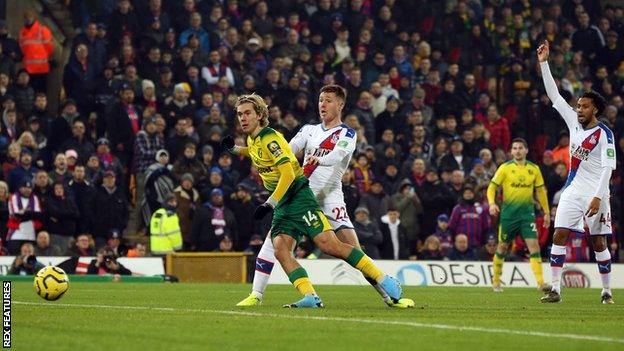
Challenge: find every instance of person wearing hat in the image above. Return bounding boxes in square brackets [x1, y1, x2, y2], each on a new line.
[104, 228, 128, 257]
[163, 82, 195, 124]
[94, 137, 125, 187]
[478, 232, 499, 261]
[5, 177, 43, 254]
[139, 79, 158, 110]
[19, 10, 54, 92]
[190, 187, 237, 252]
[43, 181, 79, 253]
[448, 183, 491, 250]
[173, 171, 201, 250]
[139, 148, 176, 227]
[93, 169, 129, 249]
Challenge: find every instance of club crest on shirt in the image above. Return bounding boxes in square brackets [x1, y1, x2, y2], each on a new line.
[331, 134, 339, 144]
[268, 141, 283, 157]
[589, 135, 597, 144]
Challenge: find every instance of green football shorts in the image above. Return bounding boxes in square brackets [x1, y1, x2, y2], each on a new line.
[498, 217, 538, 243]
[271, 178, 332, 243]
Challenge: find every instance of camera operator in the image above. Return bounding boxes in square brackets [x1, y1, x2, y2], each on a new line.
[87, 248, 131, 276]
[9, 242, 45, 275]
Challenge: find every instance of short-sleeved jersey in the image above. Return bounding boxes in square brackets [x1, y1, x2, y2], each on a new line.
[550, 95, 617, 198]
[289, 123, 356, 203]
[247, 127, 303, 192]
[490, 160, 544, 219]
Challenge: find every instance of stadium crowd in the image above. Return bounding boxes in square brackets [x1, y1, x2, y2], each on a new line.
[0, 0, 622, 268]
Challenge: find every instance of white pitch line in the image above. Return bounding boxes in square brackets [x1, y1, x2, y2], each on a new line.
[15, 301, 624, 344]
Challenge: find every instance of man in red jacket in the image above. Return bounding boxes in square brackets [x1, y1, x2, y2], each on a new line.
[484, 104, 511, 151]
[19, 10, 54, 92]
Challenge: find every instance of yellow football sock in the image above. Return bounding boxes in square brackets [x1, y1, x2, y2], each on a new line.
[288, 267, 316, 296]
[530, 254, 544, 286]
[345, 248, 384, 282]
[493, 252, 505, 285]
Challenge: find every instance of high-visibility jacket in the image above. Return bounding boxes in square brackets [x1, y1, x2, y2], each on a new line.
[150, 208, 182, 255]
[19, 20, 54, 74]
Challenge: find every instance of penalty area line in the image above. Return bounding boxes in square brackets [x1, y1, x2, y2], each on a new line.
[15, 301, 624, 344]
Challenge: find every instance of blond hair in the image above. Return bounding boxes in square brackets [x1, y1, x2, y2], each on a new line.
[235, 93, 269, 127]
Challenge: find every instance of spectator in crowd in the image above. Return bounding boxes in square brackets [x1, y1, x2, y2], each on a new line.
[44, 181, 79, 252]
[379, 207, 409, 260]
[390, 180, 422, 255]
[418, 235, 445, 261]
[478, 233, 498, 261]
[127, 242, 147, 257]
[433, 214, 453, 257]
[107, 84, 142, 167]
[214, 234, 234, 253]
[67, 163, 96, 236]
[172, 142, 208, 184]
[0, 0, 619, 265]
[8, 148, 37, 192]
[34, 230, 62, 256]
[227, 183, 256, 251]
[87, 248, 132, 276]
[352, 206, 382, 259]
[66, 233, 94, 257]
[191, 188, 237, 251]
[448, 233, 477, 261]
[9, 242, 44, 275]
[93, 170, 128, 249]
[60, 120, 94, 164]
[104, 229, 128, 257]
[448, 184, 491, 249]
[18, 10, 54, 92]
[6, 178, 42, 254]
[141, 149, 175, 226]
[134, 116, 165, 206]
[174, 173, 201, 249]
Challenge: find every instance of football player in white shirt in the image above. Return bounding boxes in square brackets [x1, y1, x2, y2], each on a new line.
[236, 85, 414, 308]
[538, 40, 617, 304]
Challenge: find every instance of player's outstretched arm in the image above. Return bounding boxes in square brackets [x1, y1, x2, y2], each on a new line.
[537, 40, 576, 128]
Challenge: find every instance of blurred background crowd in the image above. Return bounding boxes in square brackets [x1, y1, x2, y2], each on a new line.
[0, 0, 622, 271]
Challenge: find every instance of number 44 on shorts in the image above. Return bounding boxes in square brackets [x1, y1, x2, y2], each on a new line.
[302, 211, 320, 227]
[599, 212, 611, 228]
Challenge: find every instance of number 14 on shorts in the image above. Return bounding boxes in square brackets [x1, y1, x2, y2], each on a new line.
[302, 211, 321, 227]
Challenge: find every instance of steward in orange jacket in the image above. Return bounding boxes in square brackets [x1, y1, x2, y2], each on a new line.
[19, 11, 54, 75]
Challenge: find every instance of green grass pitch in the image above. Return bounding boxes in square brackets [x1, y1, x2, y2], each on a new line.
[10, 282, 624, 351]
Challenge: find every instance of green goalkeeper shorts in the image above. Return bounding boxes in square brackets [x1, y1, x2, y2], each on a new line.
[498, 217, 538, 243]
[271, 177, 332, 243]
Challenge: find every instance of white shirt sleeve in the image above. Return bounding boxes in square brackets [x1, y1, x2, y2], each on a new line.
[600, 128, 617, 170]
[318, 127, 357, 166]
[540, 61, 578, 130]
[289, 125, 310, 154]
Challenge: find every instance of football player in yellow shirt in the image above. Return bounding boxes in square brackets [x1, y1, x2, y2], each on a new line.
[487, 138, 551, 293]
[222, 94, 404, 308]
